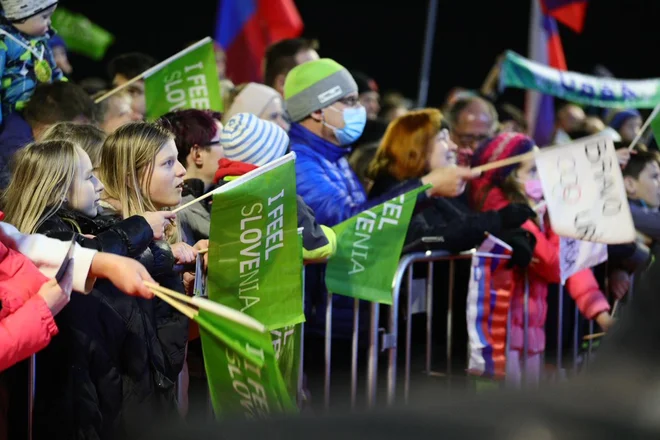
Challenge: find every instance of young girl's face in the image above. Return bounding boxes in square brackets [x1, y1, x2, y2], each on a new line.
[68, 149, 104, 217]
[516, 158, 538, 185]
[13, 5, 56, 37]
[516, 158, 544, 205]
[143, 139, 187, 209]
[259, 97, 290, 132]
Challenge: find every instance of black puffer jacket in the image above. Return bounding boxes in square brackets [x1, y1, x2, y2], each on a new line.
[369, 172, 502, 253]
[31, 209, 188, 440]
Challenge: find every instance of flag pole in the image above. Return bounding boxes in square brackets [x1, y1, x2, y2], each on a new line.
[471, 151, 536, 174]
[415, 0, 439, 107]
[94, 36, 213, 104]
[627, 102, 660, 151]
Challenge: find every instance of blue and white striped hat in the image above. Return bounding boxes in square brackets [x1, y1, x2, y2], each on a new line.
[220, 113, 289, 166]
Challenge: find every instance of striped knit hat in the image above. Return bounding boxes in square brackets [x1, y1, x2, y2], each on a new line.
[284, 58, 358, 122]
[220, 113, 289, 166]
[472, 132, 535, 184]
[0, 0, 57, 21]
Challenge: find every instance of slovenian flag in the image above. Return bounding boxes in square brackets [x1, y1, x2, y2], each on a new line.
[214, 0, 304, 84]
[525, 0, 567, 147]
[466, 235, 513, 379]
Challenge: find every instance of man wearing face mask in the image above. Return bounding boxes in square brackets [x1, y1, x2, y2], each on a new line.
[284, 59, 477, 356]
[285, 58, 474, 227]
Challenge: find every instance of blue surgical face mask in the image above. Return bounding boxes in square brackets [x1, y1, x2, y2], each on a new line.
[324, 105, 367, 146]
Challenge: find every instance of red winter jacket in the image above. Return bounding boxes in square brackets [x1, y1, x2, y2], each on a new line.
[0, 239, 55, 371]
[472, 183, 610, 354]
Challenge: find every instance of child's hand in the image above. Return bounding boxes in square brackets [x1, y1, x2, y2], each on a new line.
[616, 149, 631, 168]
[595, 312, 615, 332]
[141, 211, 176, 240]
[183, 271, 195, 296]
[171, 242, 198, 265]
[90, 253, 155, 299]
[38, 278, 71, 316]
[193, 239, 209, 270]
[609, 269, 631, 300]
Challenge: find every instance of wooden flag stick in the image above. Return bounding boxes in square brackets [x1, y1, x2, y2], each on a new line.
[198, 248, 208, 254]
[472, 151, 536, 174]
[144, 281, 264, 331]
[94, 37, 213, 104]
[145, 281, 198, 307]
[628, 102, 660, 151]
[171, 190, 217, 214]
[583, 332, 605, 341]
[150, 288, 197, 319]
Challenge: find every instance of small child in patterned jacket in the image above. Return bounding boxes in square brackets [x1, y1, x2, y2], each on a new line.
[0, 0, 64, 126]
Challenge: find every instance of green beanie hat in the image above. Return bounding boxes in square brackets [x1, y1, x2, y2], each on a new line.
[284, 58, 358, 123]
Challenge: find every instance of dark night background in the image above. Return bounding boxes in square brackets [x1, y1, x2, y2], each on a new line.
[63, 0, 655, 110]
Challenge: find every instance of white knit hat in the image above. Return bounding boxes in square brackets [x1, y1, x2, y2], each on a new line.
[220, 113, 289, 166]
[0, 0, 57, 21]
[224, 83, 281, 122]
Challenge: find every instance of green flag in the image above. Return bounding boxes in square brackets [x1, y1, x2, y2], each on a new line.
[51, 8, 114, 60]
[325, 185, 429, 304]
[207, 153, 304, 330]
[194, 299, 296, 418]
[271, 324, 301, 399]
[651, 113, 660, 147]
[500, 51, 660, 109]
[144, 37, 222, 121]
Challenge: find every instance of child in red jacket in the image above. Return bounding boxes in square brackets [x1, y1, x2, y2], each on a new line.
[470, 133, 614, 387]
[0, 240, 69, 371]
[0, 216, 156, 371]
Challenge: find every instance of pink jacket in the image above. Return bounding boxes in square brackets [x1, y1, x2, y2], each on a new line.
[0, 216, 97, 371]
[477, 186, 610, 354]
[0, 240, 55, 371]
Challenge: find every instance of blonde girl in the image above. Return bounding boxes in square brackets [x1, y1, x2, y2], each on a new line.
[97, 121, 200, 262]
[2, 139, 188, 439]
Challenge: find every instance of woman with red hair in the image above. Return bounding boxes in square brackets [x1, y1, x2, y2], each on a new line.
[367, 108, 536, 255]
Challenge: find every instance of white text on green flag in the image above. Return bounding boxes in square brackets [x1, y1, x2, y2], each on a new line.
[144, 37, 222, 121]
[207, 153, 304, 330]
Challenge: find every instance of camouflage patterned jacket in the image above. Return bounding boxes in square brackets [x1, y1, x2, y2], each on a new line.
[0, 24, 65, 125]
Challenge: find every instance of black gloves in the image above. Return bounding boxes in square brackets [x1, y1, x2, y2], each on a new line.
[497, 204, 537, 230]
[498, 228, 537, 268]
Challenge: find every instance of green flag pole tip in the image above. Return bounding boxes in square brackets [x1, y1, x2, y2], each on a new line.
[142, 36, 213, 79]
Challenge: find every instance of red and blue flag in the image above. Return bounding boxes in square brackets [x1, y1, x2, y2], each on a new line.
[215, 0, 304, 84]
[466, 235, 513, 379]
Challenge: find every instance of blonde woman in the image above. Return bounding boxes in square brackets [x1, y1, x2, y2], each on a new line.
[2, 138, 187, 438]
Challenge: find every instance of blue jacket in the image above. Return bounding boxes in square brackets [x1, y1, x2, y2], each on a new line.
[289, 123, 424, 339]
[0, 111, 33, 188]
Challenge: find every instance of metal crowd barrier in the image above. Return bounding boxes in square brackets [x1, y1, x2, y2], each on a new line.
[382, 248, 616, 405]
[24, 248, 624, 434]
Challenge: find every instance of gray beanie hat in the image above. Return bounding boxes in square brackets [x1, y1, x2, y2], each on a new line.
[0, 0, 57, 21]
[283, 58, 358, 123]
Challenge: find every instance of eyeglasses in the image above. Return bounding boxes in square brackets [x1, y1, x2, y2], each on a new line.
[338, 96, 360, 107]
[453, 132, 490, 147]
[438, 128, 450, 141]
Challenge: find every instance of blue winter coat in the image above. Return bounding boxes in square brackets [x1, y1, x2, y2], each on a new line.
[289, 123, 424, 339]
